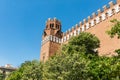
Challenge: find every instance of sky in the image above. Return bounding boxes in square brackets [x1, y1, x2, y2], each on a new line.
[0, 0, 116, 67]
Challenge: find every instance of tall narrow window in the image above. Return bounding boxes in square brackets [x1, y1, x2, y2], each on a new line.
[50, 24, 54, 28]
[42, 53, 46, 62]
[58, 25, 59, 29]
[43, 56, 45, 62]
[51, 24, 54, 28]
[56, 24, 58, 29]
[50, 24, 52, 28]
[56, 24, 59, 29]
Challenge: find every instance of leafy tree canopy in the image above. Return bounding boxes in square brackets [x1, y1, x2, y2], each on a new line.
[63, 32, 100, 54]
[106, 19, 120, 55]
[0, 72, 4, 80]
[107, 19, 120, 38]
[6, 60, 44, 80]
[7, 32, 120, 80]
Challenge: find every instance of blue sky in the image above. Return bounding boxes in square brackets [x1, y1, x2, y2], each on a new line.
[0, 0, 115, 67]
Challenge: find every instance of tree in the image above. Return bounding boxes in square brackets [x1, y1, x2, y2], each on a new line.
[7, 32, 120, 80]
[115, 49, 120, 55]
[44, 32, 120, 80]
[6, 60, 44, 80]
[0, 72, 4, 80]
[87, 56, 120, 80]
[44, 51, 90, 80]
[67, 32, 100, 54]
[43, 32, 100, 80]
[107, 19, 120, 38]
[22, 60, 44, 80]
[107, 19, 120, 54]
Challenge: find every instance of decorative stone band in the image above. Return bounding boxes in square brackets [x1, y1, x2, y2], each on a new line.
[41, 35, 61, 45]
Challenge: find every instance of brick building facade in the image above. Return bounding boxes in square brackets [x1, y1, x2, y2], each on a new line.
[40, 0, 120, 62]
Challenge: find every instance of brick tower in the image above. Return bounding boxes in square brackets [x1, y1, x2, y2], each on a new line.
[40, 0, 120, 61]
[40, 18, 62, 62]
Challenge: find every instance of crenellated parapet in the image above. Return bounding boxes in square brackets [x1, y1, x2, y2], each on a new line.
[61, 0, 120, 43]
[40, 0, 120, 61]
[41, 0, 120, 44]
[46, 17, 61, 24]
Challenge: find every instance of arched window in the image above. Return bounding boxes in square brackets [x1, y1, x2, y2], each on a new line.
[43, 56, 45, 62]
[52, 24, 54, 28]
[50, 23, 54, 28]
[56, 24, 59, 29]
[57, 25, 59, 29]
[43, 53, 46, 62]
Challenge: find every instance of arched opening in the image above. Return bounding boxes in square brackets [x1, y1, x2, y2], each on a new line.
[50, 23, 54, 28]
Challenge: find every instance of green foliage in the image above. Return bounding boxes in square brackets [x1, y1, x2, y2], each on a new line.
[87, 56, 120, 80]
[68, 32, 100, 54]
[44, 32, 119, 80]
[106, 19, 120, 38]
[0, 72, 4, 80]
[7, 32, 120, 80]
[45, 51, 120, 80]
[44, 52, 90, 80]
[6, 60, 44, 80]
[115, 49, 120, 55]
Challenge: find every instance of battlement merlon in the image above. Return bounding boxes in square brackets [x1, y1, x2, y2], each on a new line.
[45, 17, 62, 30]
[63, 0, 120, 35]
[40, 0, 120, 61]
[43, 17, 62, 39]
[62, 0, 120, 43]
[46, 17, 61, 24]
